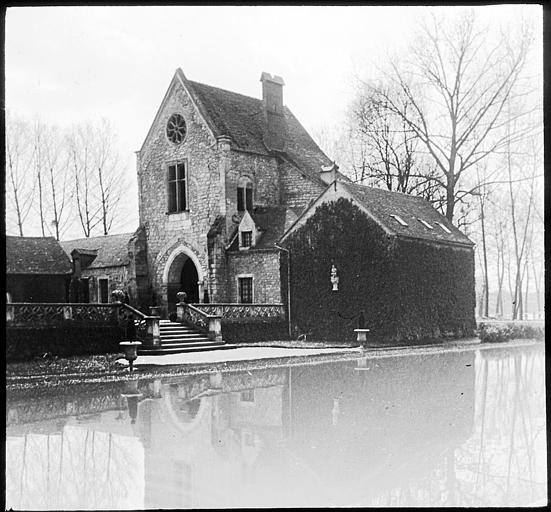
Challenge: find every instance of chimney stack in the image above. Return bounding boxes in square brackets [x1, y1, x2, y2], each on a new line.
[260, 72, 286, 152]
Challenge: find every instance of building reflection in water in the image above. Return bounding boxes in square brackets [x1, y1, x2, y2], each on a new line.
[5, 343, 547, 509]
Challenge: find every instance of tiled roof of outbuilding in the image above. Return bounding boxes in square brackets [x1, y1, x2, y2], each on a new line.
[60, 233, 135, 269]
[6, 236, 73, 274]
[341, 182, 473, 246]
[186, 79, 339, 185]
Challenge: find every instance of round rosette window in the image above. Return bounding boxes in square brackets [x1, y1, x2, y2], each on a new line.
[166, 113, 187, 144]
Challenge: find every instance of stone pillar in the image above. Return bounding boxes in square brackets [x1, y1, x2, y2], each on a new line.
[63, 305, 73, 321]
[145, 306, 161, 347]
[197, 280, 204, 304]
[207, 316, 222, 342]
[176, 302, 185, 322]
[217, 135, 231, 218]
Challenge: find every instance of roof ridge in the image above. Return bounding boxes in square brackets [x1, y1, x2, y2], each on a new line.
[61, 232, 134, 243]
[188, 79, 263, 104]
[346, 181, 425, 198]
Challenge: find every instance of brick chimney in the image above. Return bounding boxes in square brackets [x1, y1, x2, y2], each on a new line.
[260, 72, 287, 152]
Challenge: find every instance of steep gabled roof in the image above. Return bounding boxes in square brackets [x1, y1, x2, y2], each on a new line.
[184, 77, 340, 186]
[280, 181, 473, 248]
[6, 236, 72, 275]
[60, 233, 135, 269]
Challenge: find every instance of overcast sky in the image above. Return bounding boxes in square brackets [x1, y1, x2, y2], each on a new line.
[5, 5, 542, 238]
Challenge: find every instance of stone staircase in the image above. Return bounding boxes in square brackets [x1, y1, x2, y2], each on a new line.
[138, 320, 235, 356]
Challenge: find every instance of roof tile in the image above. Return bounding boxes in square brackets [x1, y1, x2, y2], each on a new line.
[186, 79, 338, 185]
[60, 233, 135, 269]
[342, 182, 473, 246]
[6, 236, 73, 274]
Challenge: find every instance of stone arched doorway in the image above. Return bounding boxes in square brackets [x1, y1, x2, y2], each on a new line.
[165, 250, 202, 312]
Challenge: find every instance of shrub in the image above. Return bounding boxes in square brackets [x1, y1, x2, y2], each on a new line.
[479, 322, 545, 343]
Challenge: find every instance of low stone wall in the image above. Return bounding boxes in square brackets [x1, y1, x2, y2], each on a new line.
[221, 318, 288, 344]
[6, 324, 123, 362]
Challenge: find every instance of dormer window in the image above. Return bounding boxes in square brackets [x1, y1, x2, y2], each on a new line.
[418, 218, 434, 229]
[436, 222, 452, 234]
[241, 231, 252, 248]
[237, 176, 253, 212]
[390, 214, 408, 227]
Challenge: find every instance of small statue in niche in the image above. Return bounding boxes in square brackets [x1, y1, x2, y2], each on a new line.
[330, 264, 339, 292]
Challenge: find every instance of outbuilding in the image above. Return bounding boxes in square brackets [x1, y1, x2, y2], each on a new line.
[6, 236, 72, 303]
[279, 180, 476, 343]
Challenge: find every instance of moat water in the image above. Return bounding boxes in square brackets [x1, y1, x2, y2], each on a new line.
[5, 343, 547, 509]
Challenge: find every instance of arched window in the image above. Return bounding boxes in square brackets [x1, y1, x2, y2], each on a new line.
[237, 176, 253, 212]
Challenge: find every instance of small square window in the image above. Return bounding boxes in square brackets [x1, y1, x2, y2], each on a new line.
[241, 231, 253, 248]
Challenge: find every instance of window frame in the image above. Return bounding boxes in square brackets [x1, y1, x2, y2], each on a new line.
[237, 274, 254, 304]
[98, 277, 109, 304]
[166, 160, 189, 214]
[240, 230, 253, 248]
[237, 176, 253, 212]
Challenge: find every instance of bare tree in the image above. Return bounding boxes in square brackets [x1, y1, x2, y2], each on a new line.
[5, 114, 35, 236]
[67, 123, 100, 237]
[364, 9, 535, 222]
[93, 119, 125, 235]
[43, 125, 74, 240]
[66, 120, 126, 237]
[506, 127, 540, 320]
[348, 87, 444, 202]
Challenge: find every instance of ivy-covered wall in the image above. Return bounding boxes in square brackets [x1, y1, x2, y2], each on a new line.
[285, 198, 476, 344]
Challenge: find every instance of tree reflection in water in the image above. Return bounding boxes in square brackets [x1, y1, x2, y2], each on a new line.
[5, 343, 546, 509]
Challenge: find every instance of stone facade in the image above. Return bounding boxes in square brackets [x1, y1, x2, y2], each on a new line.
[137, 78, 222, 308]
[135, 70, 333, 313]
[226, 250, 283, 303]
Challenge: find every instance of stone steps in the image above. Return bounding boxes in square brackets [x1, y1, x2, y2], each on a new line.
[138, 319, 233, 355]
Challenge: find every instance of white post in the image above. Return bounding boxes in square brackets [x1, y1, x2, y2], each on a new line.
[197, 280, 204, 303]
[176, 302, 185, 322]
[208, 316, 222, 342]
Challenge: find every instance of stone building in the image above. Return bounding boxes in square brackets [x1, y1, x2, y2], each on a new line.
[57, 68, 475, 343]
[135, 68, 348, 314]
[279, 181, 476, 342]
[61, 231, 147, 305]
